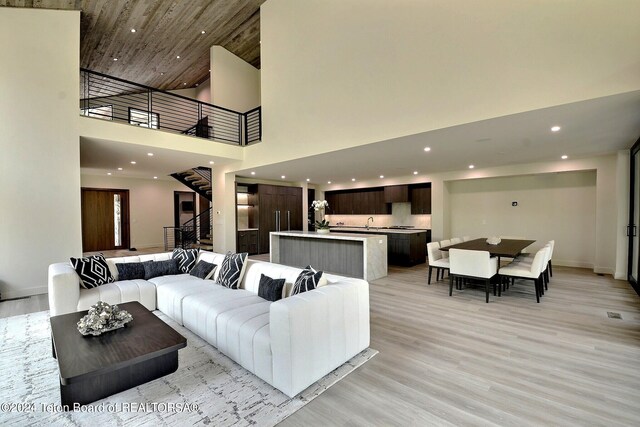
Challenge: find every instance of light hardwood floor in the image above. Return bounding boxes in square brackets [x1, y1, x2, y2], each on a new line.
[1, 262, 639, 425]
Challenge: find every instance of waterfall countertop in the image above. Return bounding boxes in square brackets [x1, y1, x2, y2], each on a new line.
[270, 230, 386, 241]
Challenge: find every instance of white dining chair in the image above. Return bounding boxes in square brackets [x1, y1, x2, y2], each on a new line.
[449, 249, 498, 303]
[516, 242, 553, 293]
[427, 242, 450, 284]
[499, 246, 549, 303]
[439, 239, 451, 259]
[450, 237, 463, 244]
[462, 236, 472, 242]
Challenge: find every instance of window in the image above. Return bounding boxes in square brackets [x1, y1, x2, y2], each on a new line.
[80, 105, 113, 120]
[114, 194, 122, 247]
[128, 108, 159, 129]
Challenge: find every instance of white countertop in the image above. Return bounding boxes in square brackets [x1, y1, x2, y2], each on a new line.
[271, 230, 387, 242]
[329, 227, 429, 235]
[238, 228, 259, 231]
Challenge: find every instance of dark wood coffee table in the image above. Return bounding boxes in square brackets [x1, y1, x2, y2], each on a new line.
[50, 301, 186, 409]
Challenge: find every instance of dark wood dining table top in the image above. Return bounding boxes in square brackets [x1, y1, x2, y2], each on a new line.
[440, 238, 536, 258]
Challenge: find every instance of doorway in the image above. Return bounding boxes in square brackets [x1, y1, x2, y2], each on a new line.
[174, 191, 196, 227]
[81, 188, 130, 252]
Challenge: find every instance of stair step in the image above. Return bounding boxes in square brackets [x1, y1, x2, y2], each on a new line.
[206, 190, 212, 195]
[192, 179, 209, 186]
[184, 175, 200, 182]
[198, 185, 211, 190]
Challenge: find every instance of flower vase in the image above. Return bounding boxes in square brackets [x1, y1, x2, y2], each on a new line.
[316, 228, 330, 235]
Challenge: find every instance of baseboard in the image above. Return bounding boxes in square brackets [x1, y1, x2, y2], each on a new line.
[554, 260, 594, 269]
[1, 286, 47, 301]
[593, 266, 614, 276]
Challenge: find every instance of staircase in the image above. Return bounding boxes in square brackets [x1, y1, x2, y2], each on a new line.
[164, 166, 214, 250]
[171, 167, 212, 201]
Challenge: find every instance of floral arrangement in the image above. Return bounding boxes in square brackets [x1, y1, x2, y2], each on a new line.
[77, 301, 133, 336]
[311, 199, 330, 230]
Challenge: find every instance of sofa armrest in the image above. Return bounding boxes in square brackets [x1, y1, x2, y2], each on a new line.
[269, 278, 370, 397]
[48, 262, 80, 316]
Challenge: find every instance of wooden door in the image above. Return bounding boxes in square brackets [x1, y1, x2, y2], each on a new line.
[81, 188, 129, 252]
[285, 187, 302, 230]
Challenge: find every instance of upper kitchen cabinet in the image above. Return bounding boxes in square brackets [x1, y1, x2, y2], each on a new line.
[325, 188, 390, 215]
[384, 185, 409, 203]
[409, 183, 432, 214]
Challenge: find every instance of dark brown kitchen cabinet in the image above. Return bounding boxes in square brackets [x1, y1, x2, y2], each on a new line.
[237, 230, 258, 255]
[257, 184, 303, 254]
[325, 188, 390, 215]
[410, 184, 432, 214]
[384, 185, 409, 203]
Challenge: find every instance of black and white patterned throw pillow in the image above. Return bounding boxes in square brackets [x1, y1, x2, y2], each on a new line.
[258, 274, 286, 302]
[190, 261, 217, 280]
[291, 265, 323, 296]
[172, 248, 199, 273]
[70, 254, 115, 289]
[217, 252, 248, 289]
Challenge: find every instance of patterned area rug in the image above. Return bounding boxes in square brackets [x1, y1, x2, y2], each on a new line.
[0, 311, 377, 426]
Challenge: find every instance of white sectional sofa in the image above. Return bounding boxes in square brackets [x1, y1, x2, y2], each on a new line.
[48, 251, 370, 397]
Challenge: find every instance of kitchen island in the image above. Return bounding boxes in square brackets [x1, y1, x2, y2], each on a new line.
[330, 227, 429, 266]
[270, 231, 387, 281]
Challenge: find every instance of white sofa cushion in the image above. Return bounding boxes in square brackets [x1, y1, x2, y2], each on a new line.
[181, 286, 265, 347]
[77, 279, 156, 312]
[155, 276, 215, 324]
[216, 301, 272, 361]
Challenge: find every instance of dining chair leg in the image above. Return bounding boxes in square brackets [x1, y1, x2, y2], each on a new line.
[485, 279, 490, 303]
[549, 260, 553, 277]
[428, 266, 433, 285]
[544, 269, 549, 290]
[449, 275, 454, 296]
[534, 277, 540, 303]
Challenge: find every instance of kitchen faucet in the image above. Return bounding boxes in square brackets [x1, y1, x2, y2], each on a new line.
[366, 217, 374, 230]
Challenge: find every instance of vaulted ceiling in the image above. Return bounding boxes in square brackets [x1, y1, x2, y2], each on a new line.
[0, 0, 265, 90]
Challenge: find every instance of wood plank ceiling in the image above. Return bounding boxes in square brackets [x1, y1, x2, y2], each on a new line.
[0, 0, 265, 90]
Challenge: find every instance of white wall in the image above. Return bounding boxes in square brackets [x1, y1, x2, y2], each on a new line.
[210, 46, 260, 112]
[250, 0, 640, 168]
[448, 171, 597, 268]
[0, 8, 81, 298]
[196, 79, 211, 104]
[81, 175, 191, 249]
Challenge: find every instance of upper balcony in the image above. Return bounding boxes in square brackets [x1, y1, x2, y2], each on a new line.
[79, 69, 261, 147]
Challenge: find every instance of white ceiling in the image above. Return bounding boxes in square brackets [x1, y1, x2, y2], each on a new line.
[234, 91, 640, 185]
[81, 90, 640, 184]
[80, 137, 234, 180]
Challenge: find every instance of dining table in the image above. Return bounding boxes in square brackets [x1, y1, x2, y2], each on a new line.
[439, 238, 536, 260]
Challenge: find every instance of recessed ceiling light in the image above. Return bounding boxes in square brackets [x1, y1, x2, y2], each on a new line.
[379, 175, 384, 179]
[209, 161, 214, 165]
[153, 176, 158, 179]
[469, 165, 475, 169]
[281, 175, 286, 179]
[413, 171, 418, 175]
[107, 172, 112, 175]
[250, 171, 255, 175]
[306, 178, 310, 182]
[423, 147, 431, 152]
[195, 83, 199, 87]
[130, 28, 136, 33]
[147, 152, 153, 156]
[209, 69, 211, 72]
[176, 55, 181, 59]
[113, 58, 118, 61]
[551, 126, 561, 132]
[351, 178, 356, 182]
[131, 161, 136, 164]
[117, 167, 123, 171]
[160, 72, 164, 75]
[561, 155, 568, 160]
[201, 30, 206, 34]
[328, 181, 332, 184]
[183, 83, 187, 86]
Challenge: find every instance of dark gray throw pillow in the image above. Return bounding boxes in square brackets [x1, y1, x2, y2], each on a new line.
[143, 259, 180, 280]
[172, 248, 199, 273]
[70, 254, 115, 289]
[190, 261, 217, 280]
[291, 265, 323, 296]
[218, 252, 249, 289]
[115, 262, 148, 281]
[258, 274, 285, 302]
